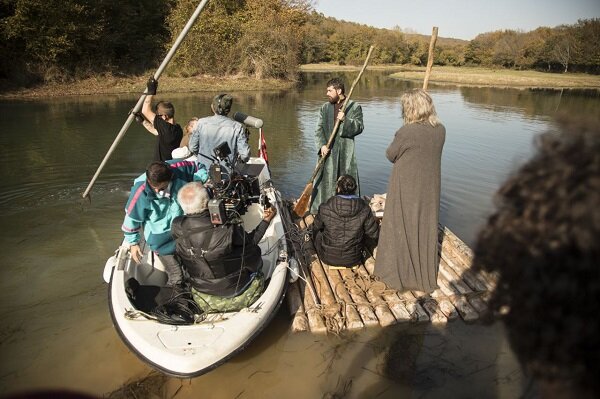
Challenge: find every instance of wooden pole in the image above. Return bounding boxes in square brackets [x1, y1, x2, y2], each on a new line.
[82, 0, 211, 198]
[293, 45, 375, 217]
[422, 26, 439, 91]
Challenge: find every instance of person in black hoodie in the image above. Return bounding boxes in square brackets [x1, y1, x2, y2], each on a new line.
[312, 175, 379, 267]
[171, 182, 276, 313]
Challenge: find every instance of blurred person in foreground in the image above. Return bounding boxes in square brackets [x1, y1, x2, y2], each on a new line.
[473, 116, 599, 399]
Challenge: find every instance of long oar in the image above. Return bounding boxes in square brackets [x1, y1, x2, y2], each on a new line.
[293, 45, 374, 217]
[82, 0, 211, 199]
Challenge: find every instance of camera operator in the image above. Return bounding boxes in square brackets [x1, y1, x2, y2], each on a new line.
[171, 182, 276, 313]
[188, 93, 250, 170]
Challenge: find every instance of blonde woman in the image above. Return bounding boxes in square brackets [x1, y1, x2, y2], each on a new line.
[376, 88, 446, 294]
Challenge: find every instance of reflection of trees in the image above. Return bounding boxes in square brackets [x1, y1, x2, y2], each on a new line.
[459, 86, 600, 119]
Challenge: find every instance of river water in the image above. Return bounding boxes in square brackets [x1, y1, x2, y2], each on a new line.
[0, 72, 598, 398]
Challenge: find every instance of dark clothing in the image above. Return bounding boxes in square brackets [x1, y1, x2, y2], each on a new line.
[171, 210, 269, 297]
[376, 122, 446, 293]
[154, 116, 183, 161]
[313, 195, 379, 266]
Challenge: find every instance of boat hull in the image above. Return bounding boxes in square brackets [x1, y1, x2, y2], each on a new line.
[106, 157, 290, 377]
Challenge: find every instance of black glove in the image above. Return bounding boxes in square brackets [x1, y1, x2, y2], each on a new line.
[133, 111, 144, 124]
[146, 77, 158, 95]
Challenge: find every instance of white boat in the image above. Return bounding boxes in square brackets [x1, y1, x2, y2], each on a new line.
[103, 157, 297, 377]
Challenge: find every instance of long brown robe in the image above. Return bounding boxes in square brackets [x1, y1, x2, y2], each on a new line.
[376, 122, 446, 293]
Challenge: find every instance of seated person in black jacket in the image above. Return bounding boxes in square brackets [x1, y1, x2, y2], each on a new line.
[312, 175, 379, 267]
[171, 182, 277, 313]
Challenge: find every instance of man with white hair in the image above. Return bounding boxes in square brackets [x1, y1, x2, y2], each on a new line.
[170, 182, 276, 313]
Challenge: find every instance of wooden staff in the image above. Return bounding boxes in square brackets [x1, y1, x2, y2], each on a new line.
[422, 26, 439, 91]
[82, 0, 211, 199]
[293, 45, 375, 217]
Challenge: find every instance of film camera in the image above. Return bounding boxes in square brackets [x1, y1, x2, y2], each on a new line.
[206, 142, 265, 225]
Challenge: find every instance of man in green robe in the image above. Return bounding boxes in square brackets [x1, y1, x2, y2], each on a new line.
[310, 77, 364, 214]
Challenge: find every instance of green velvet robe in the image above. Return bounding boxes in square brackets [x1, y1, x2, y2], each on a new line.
[310, 100, 364, 214]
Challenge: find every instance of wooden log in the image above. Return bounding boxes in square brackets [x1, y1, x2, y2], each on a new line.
[356, 263, 397, 327]
[441, 227, 497, 289]
[427, 288, 459, 321]
[440, 236, 494, 292]
[323, 267, 364, 330]
[440, 249, 488, 292]
[468, 294, 489, 315]
[339, 268, 380, 327]
[363, 257, 411, 322]
[438, 260, 473, 295]
[299, 267, 327, 333]
[436, 268, 479, 322]
[308, 254, 345, 332]
[407, 291, 447, 324]
[287, 282, 309, 332]
[398, 291, 430, 322]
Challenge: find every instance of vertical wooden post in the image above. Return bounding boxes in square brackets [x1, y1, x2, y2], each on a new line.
[422, 26, 439, 91]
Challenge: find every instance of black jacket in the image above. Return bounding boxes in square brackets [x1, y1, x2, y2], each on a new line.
[171, 210, 268, 297]
[313, 195, 379, 266]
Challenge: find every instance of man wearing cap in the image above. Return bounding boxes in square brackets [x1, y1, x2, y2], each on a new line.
[188, 94, 250, 170]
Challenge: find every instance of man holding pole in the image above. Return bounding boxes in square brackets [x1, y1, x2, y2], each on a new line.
[141, 78, 183, 162]
[310, 77, 364, 214]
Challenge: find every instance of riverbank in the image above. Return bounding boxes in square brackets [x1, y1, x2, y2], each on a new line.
[4, 65, 599, 99]
[0, 74, 294, 99]
[300, 64, 600, 89]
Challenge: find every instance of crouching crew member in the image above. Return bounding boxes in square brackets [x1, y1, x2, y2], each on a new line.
[171, 182, 277, 313]
[122, 161, 208, 286]
[312, 175, 379, 267]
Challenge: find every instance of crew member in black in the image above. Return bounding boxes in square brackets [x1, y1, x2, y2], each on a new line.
[171, 182, 277, 312]
[312, 174, 379, 267]
[141, 77, 183, 161]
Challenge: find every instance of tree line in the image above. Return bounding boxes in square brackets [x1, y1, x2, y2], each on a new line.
[1, 0, 598, 89]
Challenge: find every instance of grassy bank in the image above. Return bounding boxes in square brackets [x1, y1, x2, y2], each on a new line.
[301, 64, 600, 89]
[0, 74, 294, 99]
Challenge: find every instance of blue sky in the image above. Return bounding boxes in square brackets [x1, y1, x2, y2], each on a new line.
[313, 0, 600, 40]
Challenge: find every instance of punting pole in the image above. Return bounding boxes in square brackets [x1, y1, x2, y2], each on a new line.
[422, 26, 439, 91]
[82, 0, 211, 199]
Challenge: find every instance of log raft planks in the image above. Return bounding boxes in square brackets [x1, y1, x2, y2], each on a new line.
[287, 215, 490, 333]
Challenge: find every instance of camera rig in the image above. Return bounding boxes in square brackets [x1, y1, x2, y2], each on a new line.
[204, 142, 264, 225]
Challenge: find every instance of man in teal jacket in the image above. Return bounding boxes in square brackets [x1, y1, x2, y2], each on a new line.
[122, 160, 208, 286]
[311, 77, 364, 214]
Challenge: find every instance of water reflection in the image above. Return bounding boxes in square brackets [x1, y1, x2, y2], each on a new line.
[0, 72, 598, 397]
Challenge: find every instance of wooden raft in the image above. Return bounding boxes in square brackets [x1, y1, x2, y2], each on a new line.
[286, 214, 497, 333]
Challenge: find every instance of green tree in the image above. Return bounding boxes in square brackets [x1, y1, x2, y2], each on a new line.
[1, 0, 170, 84]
